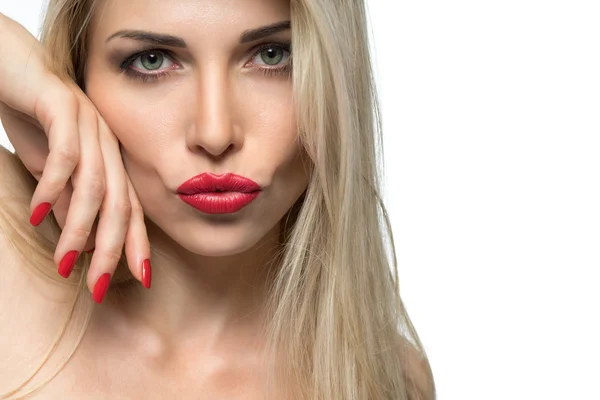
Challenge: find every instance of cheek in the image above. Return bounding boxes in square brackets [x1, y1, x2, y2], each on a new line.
[85, 64, 184, 162]
[242, 82, 300, 166]
[252, 101, 309, 203]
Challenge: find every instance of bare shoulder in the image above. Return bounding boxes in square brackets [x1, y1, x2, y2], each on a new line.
[0, 145, 77, 393]
[399, 335, 436, 400]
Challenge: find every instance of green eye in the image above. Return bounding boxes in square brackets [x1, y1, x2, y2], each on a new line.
[139, 52, 164, 70]
[121, 49, 178, 82]
[260, 47, 285, 65]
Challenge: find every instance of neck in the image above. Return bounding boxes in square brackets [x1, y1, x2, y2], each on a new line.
[102, 220, 282, 351]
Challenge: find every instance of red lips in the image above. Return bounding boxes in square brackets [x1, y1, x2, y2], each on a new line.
[177, 172, 261, 214]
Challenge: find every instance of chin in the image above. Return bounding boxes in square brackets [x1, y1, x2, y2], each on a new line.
[160, 215, 280, 258]
[179, 233, 265, 257]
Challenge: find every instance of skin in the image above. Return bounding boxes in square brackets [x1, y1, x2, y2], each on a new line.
[39, 0, 309, 396]
[1, 4, 437, 399]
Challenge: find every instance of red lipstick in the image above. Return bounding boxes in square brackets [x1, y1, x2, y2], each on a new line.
[177, 173, 261, 214]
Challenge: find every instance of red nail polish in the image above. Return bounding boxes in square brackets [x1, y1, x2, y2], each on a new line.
[58, 251, 79, 278]
[93, 273, 111, 304]
[85, 248, 95, 254]
[30, 202, 52, 227]
[142, 259, 152, 289]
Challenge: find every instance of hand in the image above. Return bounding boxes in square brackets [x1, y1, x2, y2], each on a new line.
[0, 14, 151, 302]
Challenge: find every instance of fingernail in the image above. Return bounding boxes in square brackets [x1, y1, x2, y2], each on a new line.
[85, 248, 95, 254]
[93, 273, 111, 304]
[58, 251, 79, 278]
[142, 259, 152, 289]
[30, 202, 52, 227]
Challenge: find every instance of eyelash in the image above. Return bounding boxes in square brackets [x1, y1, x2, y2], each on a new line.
[119, 43, 292, 83]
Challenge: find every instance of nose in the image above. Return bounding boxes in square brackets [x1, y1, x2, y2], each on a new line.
[185, 69, 242, 158]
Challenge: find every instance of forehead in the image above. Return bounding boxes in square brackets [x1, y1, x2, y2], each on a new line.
[91, 0, 291, 39]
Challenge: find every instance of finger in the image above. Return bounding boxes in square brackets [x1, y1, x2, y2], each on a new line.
[86, 117, 132, 303]
[52, 181, 98, 253]
[53, 104, 105, 280]
[50, 181, 73, 230]
[124, 175, 151, 289]
[83, 219, 98, 253]
[29, 84, 80, 227]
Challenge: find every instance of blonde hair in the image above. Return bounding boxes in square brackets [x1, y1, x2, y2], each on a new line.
[1, 0, 435, 398]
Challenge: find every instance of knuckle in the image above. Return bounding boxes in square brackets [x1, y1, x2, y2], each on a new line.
[55, 146, 79, 165]
[114, 199, 133, 219]
[102, 197, 132, 220]
[69, 226, 93, 240]
[43, 173, 68, 193]
[86, 176, 106, 198]
[100, 247, 124, 266]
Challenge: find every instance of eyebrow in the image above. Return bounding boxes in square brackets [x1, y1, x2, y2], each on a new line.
[240, 20, 291, 43]
[105, 20, 291, 47]
[106, 30, 186, 47]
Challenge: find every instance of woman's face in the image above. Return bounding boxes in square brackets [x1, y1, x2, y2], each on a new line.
[84, 0, 309, 256]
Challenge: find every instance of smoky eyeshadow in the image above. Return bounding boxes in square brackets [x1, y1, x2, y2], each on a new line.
[105, 45, 150, 71]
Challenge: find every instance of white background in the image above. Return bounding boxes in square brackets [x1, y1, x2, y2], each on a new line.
[1, 1, 599, 399]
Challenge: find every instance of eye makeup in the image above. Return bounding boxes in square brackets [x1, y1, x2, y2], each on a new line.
[116, 42, 292, 83]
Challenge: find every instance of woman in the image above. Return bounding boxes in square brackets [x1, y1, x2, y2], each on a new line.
[0, 0, 435, 398]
